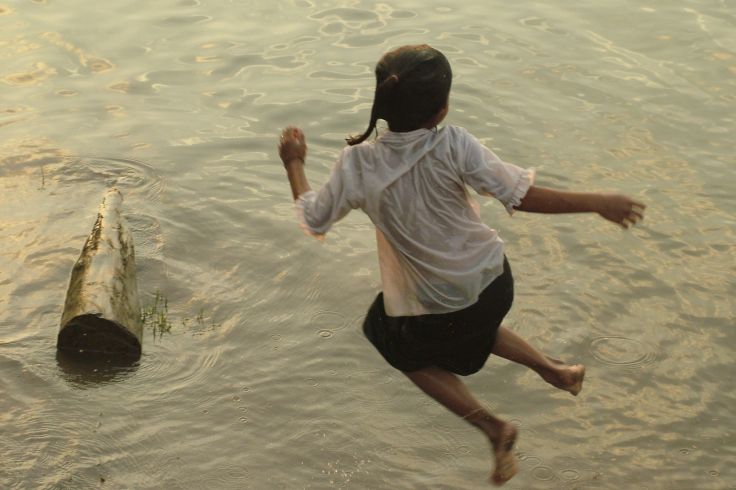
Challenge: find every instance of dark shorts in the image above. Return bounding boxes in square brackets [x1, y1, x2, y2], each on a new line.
[363, 257, 514, 376]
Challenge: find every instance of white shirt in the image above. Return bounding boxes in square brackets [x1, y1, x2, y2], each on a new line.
[296, 125, 534, 317]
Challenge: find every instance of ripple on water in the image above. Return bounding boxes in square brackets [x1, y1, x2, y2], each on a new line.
[41, 32, 114, 74]
[126, 213, 165, 264]
[159, 14, 212, 26]
[589, 335, 657, 369]
[516, 451, 543, 469]
[560, 468, 581, 481]
[55, 156, 165, 202]
[310, 7, 380, 23]
[531, 465, 557, 482]
[309, 5, 424, 49]
[2, 62, 56, 86]
[119, 343, 224, 399]
[85, 57, 114, 73]
[311, 310, 349, 339]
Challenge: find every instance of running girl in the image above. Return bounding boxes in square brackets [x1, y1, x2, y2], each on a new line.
[278, 44, 644, 486]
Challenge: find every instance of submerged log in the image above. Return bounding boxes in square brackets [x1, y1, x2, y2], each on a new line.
[58, 188, 142, 359]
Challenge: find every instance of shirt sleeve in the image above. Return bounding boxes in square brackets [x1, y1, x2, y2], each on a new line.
[295, 148, 362, 238]
[460, 129, 535, 215]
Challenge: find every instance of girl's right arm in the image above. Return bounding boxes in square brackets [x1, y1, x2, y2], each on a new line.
[278, 125, 361, 237]
[514, 186, 645, 228]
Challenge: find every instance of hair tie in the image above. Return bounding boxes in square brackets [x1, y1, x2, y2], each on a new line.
[380, 74, 399, 90]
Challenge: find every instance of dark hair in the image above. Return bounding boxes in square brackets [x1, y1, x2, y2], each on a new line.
[347, 44, 452, 145]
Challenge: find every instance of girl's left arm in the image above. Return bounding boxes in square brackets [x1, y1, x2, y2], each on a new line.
[515, 185, 646, 229]
[279, 126, 311, 200]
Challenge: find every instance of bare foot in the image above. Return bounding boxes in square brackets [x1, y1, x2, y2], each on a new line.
[490, 423, 518, 486]
[563, 364, 585, 396]
[544, 356, 585, 396]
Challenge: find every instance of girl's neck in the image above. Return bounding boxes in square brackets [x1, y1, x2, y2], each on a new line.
[387, 102, 449, 133]
[388, 125, 428, 133]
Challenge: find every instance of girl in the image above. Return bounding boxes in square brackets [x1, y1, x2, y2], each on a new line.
[278, 44, 644, 486]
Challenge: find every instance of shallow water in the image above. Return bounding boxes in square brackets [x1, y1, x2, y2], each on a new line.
[1, 1, 734, 488]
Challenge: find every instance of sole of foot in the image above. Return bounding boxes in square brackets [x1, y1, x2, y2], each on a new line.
[546, 357, 586, 396]
[565, 364, 585, 396]
[490, 423, 518, 486]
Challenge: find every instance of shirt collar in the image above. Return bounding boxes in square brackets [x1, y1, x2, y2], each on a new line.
[377, 127, 435, 144]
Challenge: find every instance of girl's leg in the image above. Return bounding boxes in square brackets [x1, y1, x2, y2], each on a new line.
[403, 366, 518, 486]
[492, 325, 585, 396]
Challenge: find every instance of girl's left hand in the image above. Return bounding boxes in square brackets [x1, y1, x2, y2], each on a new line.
[279, 126, 307, 165]
[597, 193, 646, 228]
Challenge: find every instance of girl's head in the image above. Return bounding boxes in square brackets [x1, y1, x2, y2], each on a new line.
[347, 44, 452, 145]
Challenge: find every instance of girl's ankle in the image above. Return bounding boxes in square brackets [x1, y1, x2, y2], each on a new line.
[463, 409, 504, 438]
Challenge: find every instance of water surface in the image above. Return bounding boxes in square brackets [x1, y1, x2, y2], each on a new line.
[1, 1, 734, 488]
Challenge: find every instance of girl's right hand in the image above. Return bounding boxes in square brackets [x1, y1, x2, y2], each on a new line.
[279, 126, 307, 165]
[597, 193, 646, 228]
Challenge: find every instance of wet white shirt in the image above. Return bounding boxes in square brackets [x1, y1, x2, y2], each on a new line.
[296, 125, 534, 317]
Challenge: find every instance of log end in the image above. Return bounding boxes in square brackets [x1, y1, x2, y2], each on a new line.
[58, 314, 142, 360]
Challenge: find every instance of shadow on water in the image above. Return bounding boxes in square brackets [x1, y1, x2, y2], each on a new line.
[55, 349, 139, 387]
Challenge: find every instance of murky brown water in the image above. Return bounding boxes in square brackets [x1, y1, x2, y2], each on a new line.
[1, 1, 734, 488]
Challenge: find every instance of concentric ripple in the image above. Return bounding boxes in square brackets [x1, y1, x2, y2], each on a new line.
[589, 336, 657, 368]
[55, 155, 165, 202]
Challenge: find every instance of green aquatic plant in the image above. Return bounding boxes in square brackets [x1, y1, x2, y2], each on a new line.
[140, 290, 172, 340]
[142, 292, 221, 339]
[182, 306, 220, 334]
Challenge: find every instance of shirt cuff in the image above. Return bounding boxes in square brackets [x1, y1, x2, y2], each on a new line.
[504, 168, 535, 215]
[295, 191, 325, 240]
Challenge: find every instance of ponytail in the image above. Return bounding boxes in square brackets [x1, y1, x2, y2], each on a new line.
[346, 74, 399, 146]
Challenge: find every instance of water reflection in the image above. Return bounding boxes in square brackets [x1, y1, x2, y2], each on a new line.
[2, 62, 56, 86]
[56, 349, 139, 387]
[41, 32, 114, 74]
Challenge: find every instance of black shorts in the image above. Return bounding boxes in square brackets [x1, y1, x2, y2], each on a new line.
[363, 257, 514, 376]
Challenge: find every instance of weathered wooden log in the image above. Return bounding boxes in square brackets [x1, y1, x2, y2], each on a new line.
[58, 188, 142, 359]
